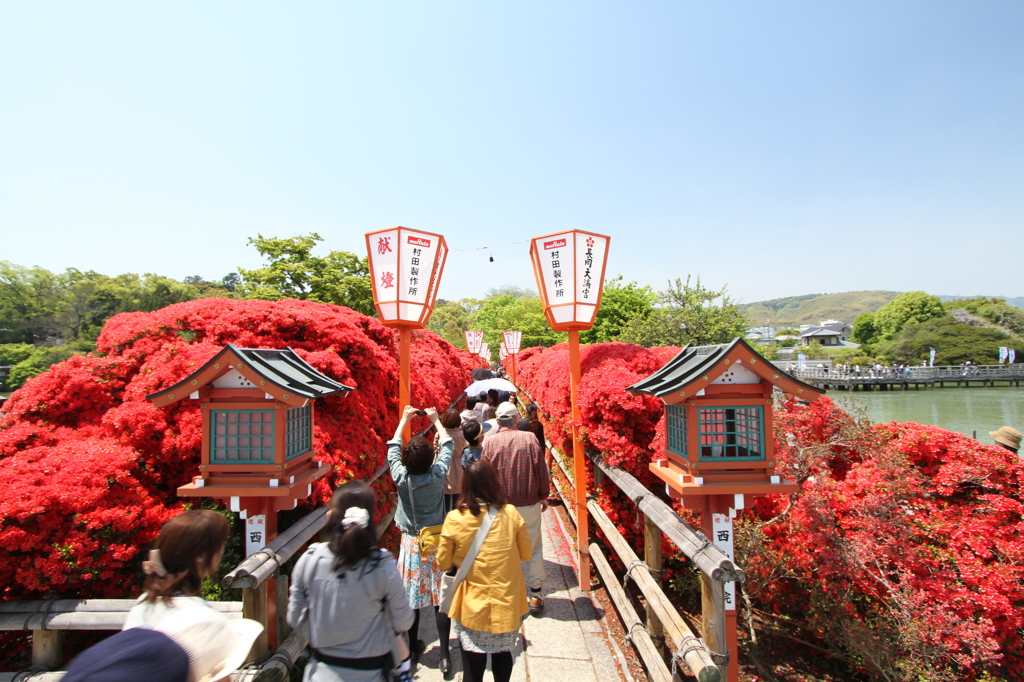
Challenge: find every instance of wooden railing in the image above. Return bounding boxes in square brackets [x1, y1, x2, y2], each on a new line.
[790, 364, 1024, 383]
[0, 600, 243, 680]
[519, 387, 736, 682]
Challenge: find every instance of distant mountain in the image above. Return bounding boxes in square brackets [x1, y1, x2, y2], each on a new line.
[741, 291, 1024, 328]
[939, 295, 1024, 309]
[740, 291, 901, 327]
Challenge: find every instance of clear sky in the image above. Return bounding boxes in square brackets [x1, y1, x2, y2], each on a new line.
[2, 2, 1021, 304]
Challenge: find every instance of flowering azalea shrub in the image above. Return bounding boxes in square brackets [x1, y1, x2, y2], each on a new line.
[514, 342, 1024, 680]
[0, 298, 472, 616]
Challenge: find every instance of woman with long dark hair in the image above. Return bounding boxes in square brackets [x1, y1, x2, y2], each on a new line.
[288, 480, 414, 682]
[388, 405, 454, 673]
[438, 460, 531, 682]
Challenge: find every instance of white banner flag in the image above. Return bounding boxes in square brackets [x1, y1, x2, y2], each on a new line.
[1010, 349, 1017, 364]
[929, 348, 936, 367]
[797, 353, 806, 370]
[999, 346, 1008, 364]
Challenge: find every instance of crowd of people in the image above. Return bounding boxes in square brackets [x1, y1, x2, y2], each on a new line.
[61, 378, 550, 682]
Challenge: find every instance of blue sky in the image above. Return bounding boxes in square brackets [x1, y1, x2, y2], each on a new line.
[2, 2, 1021, 305]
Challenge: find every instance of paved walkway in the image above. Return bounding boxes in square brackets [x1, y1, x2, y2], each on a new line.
[411, 506, 634, 682]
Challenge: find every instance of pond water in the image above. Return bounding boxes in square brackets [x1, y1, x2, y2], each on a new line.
[831, 385, 1024, 441]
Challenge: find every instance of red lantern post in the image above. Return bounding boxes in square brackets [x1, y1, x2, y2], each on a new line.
[366, 227, 448, 437]
[529, 230, 610, 591]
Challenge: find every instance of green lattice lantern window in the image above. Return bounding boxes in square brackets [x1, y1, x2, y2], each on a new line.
[211, 410, 275, 464]
[697, 406, 764, 461]
[285, 405, 312, 461]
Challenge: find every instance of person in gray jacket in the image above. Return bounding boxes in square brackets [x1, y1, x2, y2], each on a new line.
[288, 480, 414, 682]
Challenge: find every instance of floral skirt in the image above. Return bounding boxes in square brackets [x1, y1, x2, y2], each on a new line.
[453, 620, 522, 654]
[397, 532, 442, 610]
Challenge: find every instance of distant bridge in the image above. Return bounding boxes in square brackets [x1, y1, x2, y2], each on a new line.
[788, 364, 1024, 391]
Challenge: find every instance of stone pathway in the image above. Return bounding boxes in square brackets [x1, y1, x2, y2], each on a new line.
[412, 506, 634, 682]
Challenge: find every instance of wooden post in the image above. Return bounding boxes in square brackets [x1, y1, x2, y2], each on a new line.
[32, 630, 63, 670]
[568, 330, 590, 591]
[643, 513, 665, 653]
[276, 574, 291, 644]
[700, 573, 726, 666]
[243, 582, 269, 662]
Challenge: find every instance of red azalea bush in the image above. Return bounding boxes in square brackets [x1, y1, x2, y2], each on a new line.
[514, 342, 1024, 680]
[0, 299, 473, 614]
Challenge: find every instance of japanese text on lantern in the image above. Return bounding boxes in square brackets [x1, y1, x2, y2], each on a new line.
[582, 236, 595, 300]
[544, 238, 567, 299]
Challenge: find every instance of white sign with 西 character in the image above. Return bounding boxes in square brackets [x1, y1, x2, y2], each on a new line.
[711, 513, 736, 611]
[245, 515, 267, 556]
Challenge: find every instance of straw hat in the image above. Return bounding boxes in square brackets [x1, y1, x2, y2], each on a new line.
[155, 607, 264, 682]
[990, 426, 1022, 452]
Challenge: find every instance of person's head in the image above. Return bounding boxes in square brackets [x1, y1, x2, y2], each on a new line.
[143, 510, 230, 603]
[326, 480, 379, 571]
[525, 403, 539, 422]
[991, 426, 1022, 454]
[440, 408, 461, 430]
[477, 391, 488, 404]
[463, 420, 483, 447]
[495, 401, 519, 428]
[487, 389, 500, 406]
[402, 435, 434, 475]
[465, 395, 478, 410]
[458, 459, 508, 516]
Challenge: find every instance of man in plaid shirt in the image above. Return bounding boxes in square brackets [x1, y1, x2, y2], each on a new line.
[483, 401, 550, 615]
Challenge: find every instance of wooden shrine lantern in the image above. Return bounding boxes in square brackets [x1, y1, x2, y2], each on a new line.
[146, 344, 354, 518]
[628, 337, 824, 682]
[628, 337, 823, 499]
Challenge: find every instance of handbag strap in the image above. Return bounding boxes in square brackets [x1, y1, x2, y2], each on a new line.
[406, 476, 420, 533]
[450, 505, 497, 589]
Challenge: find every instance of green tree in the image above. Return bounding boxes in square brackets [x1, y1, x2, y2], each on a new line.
[0, 261, 62, 344]
[877, 317, 1021, 365]
[874, 292, 945, 339]
[427, 298, 482, 348]
[472, 289, 564, 356]
[618, 276, 748, 348]
[237, 233, 374, 316]
[579, 276, 656, 344]
[850, 311, 879, 344]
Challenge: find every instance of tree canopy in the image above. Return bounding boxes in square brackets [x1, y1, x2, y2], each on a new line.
[874, 291, 946, 339]
[237, 233, 374, 316]
[618, 276, 748, 347]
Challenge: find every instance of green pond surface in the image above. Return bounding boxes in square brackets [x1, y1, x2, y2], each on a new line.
[832, 385, 1024, 441]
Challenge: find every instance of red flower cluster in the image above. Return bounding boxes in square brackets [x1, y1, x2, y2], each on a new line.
[514, 343, 1024, 679]
[0, 299, 473, 608]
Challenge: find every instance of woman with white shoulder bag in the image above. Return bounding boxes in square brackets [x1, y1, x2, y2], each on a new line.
[437, 459, 531, 682]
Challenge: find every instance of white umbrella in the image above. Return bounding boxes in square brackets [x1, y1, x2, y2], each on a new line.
[465, 378, 518, 396]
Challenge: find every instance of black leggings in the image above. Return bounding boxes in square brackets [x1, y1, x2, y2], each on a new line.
[461, 650, 513, 682]
[408, 606, 452, 658]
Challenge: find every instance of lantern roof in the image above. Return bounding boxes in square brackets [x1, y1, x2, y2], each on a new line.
[626, 337, 824, 401]
[146, 344, 354, 407]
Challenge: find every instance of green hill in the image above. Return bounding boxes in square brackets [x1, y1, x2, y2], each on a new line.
[741, 291, 901, 327]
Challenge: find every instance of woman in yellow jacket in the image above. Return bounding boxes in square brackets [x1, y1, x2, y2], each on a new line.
[437, 459, 531, 682]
